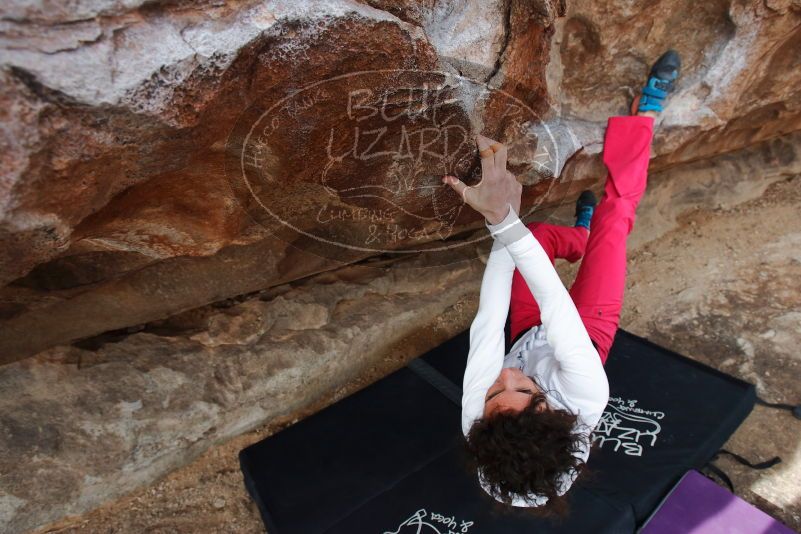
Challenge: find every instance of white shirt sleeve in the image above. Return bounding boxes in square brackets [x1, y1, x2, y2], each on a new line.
[483, 203, 609, 425]
[460, 234, 516, 436]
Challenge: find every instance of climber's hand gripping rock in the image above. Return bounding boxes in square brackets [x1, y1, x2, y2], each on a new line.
[442, 134, 522, 225]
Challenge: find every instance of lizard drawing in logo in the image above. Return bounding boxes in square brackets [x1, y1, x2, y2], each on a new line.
[592, 400, 663, 456]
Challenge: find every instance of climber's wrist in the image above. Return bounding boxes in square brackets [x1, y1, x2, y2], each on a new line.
[484, 204, 511, 226]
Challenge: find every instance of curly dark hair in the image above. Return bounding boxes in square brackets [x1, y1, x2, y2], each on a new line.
[463, 390, 593, 518]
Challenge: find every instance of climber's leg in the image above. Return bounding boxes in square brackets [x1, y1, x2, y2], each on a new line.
[569, 115, 654, 364]
[509, 222, 588, 343]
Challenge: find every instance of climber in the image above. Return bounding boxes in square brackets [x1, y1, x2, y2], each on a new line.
[440, 50, 681, 513]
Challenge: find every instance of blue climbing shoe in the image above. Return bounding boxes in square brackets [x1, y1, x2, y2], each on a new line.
[575, 190, 597, 231]
[637, 49, 681, 113]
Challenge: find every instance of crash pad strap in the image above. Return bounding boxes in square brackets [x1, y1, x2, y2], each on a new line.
[406, 358, 462, 405]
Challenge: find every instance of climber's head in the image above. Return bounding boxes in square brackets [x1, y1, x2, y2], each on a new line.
[482, 367, 544, 418]
[465, 376, 589, 517]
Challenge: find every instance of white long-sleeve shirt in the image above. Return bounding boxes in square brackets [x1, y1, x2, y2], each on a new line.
[461, 202, 610, 507]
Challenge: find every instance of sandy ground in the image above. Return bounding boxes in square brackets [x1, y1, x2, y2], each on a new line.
[35, 175, 800, 533]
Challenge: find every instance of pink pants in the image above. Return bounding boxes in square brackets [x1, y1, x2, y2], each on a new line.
[509, 116, 654, 365]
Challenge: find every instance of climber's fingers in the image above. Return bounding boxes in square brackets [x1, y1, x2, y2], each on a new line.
[443, 135, 510, 209]
[441, 175, 471, 204]
[475, 135, 495, 179]
[476, 134, 507, 178]
[492, 140, 507, 174]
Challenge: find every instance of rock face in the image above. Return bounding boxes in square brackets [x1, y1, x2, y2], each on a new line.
[1, 0, 801, 531]
[3, 134, 801, 534]
[0, 247, 487, 534]
[2, 0, 798, 362]
[0, 0, 569, 362]
[552, 0, 801, 167]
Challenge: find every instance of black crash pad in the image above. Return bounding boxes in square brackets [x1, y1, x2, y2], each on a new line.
[239, 329, 755, 533]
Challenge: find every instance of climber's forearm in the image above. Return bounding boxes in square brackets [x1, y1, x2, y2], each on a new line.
[460, 239, 515, 436]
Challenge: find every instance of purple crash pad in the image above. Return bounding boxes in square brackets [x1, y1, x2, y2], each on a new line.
[640, 470, 796, 534]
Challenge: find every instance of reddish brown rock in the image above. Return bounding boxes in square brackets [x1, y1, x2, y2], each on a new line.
[0, 0, 567, 363]
[0, 0, 799, 365]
